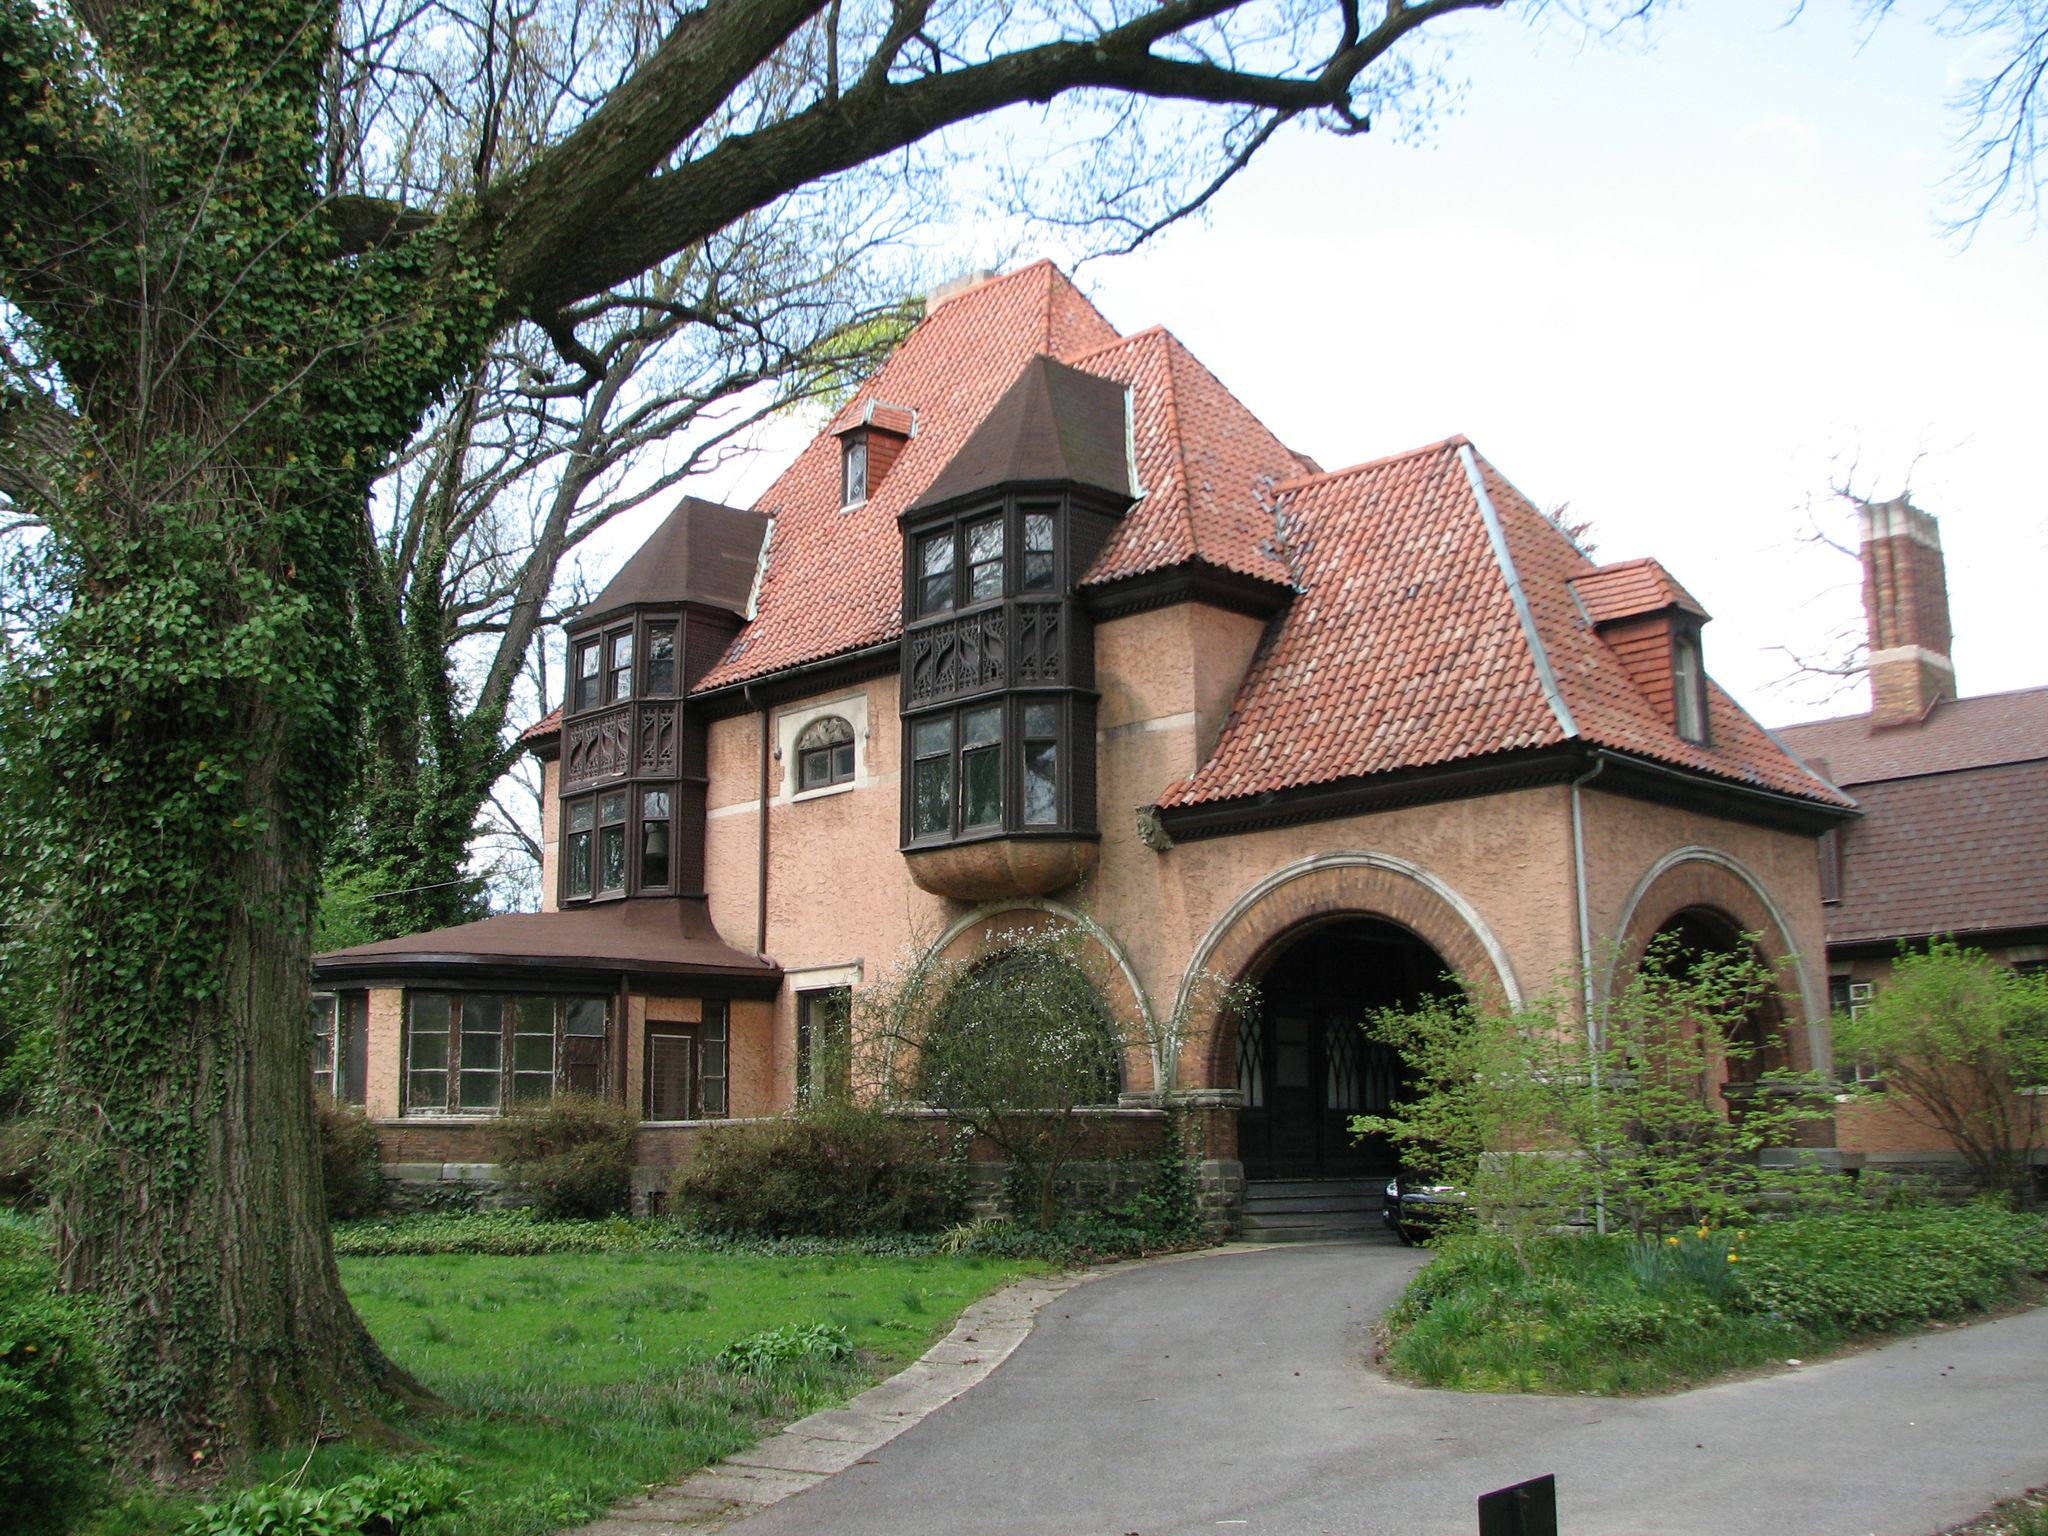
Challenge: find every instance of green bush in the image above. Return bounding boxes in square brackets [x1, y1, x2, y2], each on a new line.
[674, 1104, 961, 1236]
[1735, 1202, 2048, 1331]
[714, 1323, 854, 1375]
[489, 1094, 636, 1220]
[0, 1219, 105, 1536]
[180, 1458, 468, 1536]
[315, 1096, 384, 1222]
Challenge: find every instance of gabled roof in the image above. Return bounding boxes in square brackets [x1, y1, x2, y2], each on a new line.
[1774, 687, 2048, 784]
[1154, 439, 1852, 813]
[1571, 557, 1709, 625]
[908, 356, 1131, 510]
[576, 496, 768, 626]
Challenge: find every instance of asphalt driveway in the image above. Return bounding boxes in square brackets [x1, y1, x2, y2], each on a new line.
[716, 1240, 2048, 1536]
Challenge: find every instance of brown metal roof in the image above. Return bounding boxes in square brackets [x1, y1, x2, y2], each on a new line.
[313, 898, 778, 988]
[907, 355, 1133, 511]
[576, 496, 769, 626]
[1775, 687, 2048, 784]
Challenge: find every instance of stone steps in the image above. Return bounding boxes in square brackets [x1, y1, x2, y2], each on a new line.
[1240, 1178, 1392, 1244]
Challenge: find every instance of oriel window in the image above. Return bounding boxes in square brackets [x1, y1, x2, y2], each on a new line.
[644, 622, 676, 695]
[961, 705, 1002, 829]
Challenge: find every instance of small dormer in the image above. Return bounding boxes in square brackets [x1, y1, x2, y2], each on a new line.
[1572, 558, 1712, 745]
[836, 400, 916, 508]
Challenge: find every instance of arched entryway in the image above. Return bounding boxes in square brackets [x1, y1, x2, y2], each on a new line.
[1236, 918, 1455, 1181]
[1642, 907, 1791, 1091]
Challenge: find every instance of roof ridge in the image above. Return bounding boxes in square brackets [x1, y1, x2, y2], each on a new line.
[1459, 443, 1577, 740]
[1155, 332, 1200, 565]
[1062, 323, 1170, 364]
[1273, 433, 1471, 493]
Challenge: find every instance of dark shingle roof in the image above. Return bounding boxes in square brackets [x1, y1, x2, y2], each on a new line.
[1775, 687, 2048, 784]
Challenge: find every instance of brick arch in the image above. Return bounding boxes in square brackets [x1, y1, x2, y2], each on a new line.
[926, 899, 1159, 1092]
[1173, 852, 1520, 1091]
[1610, 846, 1820, 1068]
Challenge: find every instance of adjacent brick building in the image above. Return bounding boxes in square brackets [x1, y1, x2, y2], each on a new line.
[318, 263, 1862, 1218]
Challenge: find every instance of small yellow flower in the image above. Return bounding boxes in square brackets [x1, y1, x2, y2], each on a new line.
[1727, 1253, 1740, 1263]
[1666, 1235, 1680, 1246]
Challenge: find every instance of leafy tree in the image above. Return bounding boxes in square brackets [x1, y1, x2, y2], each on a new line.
[1832, 940, 2048, 1206]
[1358, 933, 1834, 1255]
[1, 0, 1535, 1470]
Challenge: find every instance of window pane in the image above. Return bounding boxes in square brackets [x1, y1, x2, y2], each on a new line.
[565, 999, 607, 1037]
[914, 758, 951, 835]
[1023, 702, 1057, 737]
[410, 992, 451, 1033]
[514, 1032, 554, 1072]
[609, 632, 634, 701]
[963, 745, 1001, 828]
[574, 641, 599, 710]
[832, 743, 854, 780]
[600, 791, 626, 823]
[966, 518, 1003, 601]
[642, 789, 670, 818]
[1025, 740, 1057, 825]
[341, 995, 368, 1105]
[511, 1073, 552, 1106]
[918, 532, 954, 613]
[963, 706, 1000, 748]
[409, 1027, 447, 1072]
[641, 817, 670, 888]
[460, 1025, 501, 1071]
[408, 1070, 447, 1108]
[599, 826, 626, 892]
[459, 1067, 501, 1110]
[645, 624, 676, 694]
[843, 436, 868, 505]
[566, 831, 592, 898]
[647, 1032, 692, 1119]
[568, 800, 595, 832]
[799, 748, 829, 790]
[517, 996, 553, 1033]
[914, 717, 953, 758]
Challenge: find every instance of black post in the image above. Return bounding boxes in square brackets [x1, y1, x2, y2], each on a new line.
[1477, 1474, 1557, 1536]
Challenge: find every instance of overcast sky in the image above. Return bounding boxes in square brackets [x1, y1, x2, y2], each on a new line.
[669, 1, 2045, 730]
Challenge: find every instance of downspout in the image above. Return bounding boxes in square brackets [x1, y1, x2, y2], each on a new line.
[747, 684, 771, 957]
[1571, 751, 1608, 1235]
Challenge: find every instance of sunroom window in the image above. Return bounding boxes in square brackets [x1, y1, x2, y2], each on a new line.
[403, 993, 608, 1114]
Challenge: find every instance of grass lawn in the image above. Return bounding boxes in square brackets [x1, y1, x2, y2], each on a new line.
[92, 1246, 1047, 1536]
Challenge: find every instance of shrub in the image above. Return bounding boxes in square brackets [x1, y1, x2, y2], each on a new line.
[181, 1458, 469, 1536]
[488, 1094, 636, 1219]
[675, 1104, 961, 1236]
[1734, 1202, 2048, 1331]
[315, 1096, 384, 1222]
[0, 1220, 105, 1536]
[714, 1323, 854, 1374]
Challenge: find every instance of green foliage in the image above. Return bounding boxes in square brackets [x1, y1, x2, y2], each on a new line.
[180, 1461, 468, 1536]
[1735, 1202, 2048, 1331]
[1359, 932, 1835, 1252]
[1832, 941, 2048, 1204]
[315, 1098, 384, 1223]
[0, 1115, 50, 1208]
[674, 1104, 962, 1236]
[713, 1323, 854, 1375]
[0, 1219, 106, 1536]
[488, 1095, 636, 1219]
[1381, 1202, 2048, 1394]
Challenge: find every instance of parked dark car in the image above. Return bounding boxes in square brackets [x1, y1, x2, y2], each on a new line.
[1381, 1172, 1464, 1245]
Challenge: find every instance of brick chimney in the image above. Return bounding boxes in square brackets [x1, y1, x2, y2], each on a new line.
[1859, 498, 1955, 728]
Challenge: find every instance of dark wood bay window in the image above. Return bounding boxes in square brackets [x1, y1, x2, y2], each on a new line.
[905, 693, 1084, 843]
[404, 992, 608, 1114]
[645, 1002, 729, 1120]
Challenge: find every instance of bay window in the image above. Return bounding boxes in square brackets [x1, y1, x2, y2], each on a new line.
[904, 694, 1084, 843]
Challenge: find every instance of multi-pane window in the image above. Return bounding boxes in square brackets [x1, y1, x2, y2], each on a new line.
[797, 988, 852, 1104]
[1022, 702, 1058, 825]
[405, 993, 608, 1114]
[565, 800, 595, 898]
[645, 623, 676, 695]
[842, 435, 869, 507]
[1022, 513, 1055, 592]
[917, 530, 954, 615]
[796, 716, 856, 791]
[598, 791, 628, 894]
[965, 517, 1003, 603]
[573, 639, 601, 711]
[608, 631, 634, 702]
[641, 789, 671, 888]
[961, 705, 1001, 829]
[912, 717, 954, 836]
[646, 1002, 729, 1120]
[310, 993, 366, 1105]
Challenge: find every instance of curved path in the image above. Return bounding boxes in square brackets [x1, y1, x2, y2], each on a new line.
[596, 1242, 2048, 1536]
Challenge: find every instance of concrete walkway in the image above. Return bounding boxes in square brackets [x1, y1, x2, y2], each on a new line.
[582, 1240, 2048, 1536]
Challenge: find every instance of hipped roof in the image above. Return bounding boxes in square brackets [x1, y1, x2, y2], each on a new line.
[908, 355, 1132, 511]
[575, 496, 768, 626]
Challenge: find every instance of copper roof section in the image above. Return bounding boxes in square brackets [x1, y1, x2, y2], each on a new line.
[314, 898, 778, 985]
[907, 356, 1133, 511]
[1155, 439, 1853, 812]
[1572, 557, 1710, 625]
[577, 497, 769, 626]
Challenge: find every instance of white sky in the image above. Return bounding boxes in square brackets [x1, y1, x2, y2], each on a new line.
[675, 0, 2046, 730]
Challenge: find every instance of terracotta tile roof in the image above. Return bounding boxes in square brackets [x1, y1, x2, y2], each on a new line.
[521, 707, 561, 745]
[1155, 440, 1852, 811]
[1571, 557, 1709, 624]
[1774, 687, 2048, 784]
[1818, 761, 2048, 943]
[696, 262, 1122, 691]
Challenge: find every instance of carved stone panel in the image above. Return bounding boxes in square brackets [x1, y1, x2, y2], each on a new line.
[563, 706, 632, 790]
[638, 703, 679, 775]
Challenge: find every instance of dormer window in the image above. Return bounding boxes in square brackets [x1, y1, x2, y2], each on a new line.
[842, 435, 868, 507]
[1672, 625, 1707, 744]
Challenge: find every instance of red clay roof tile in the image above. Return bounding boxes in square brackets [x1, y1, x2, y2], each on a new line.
[1571, 557, 1709, 625]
